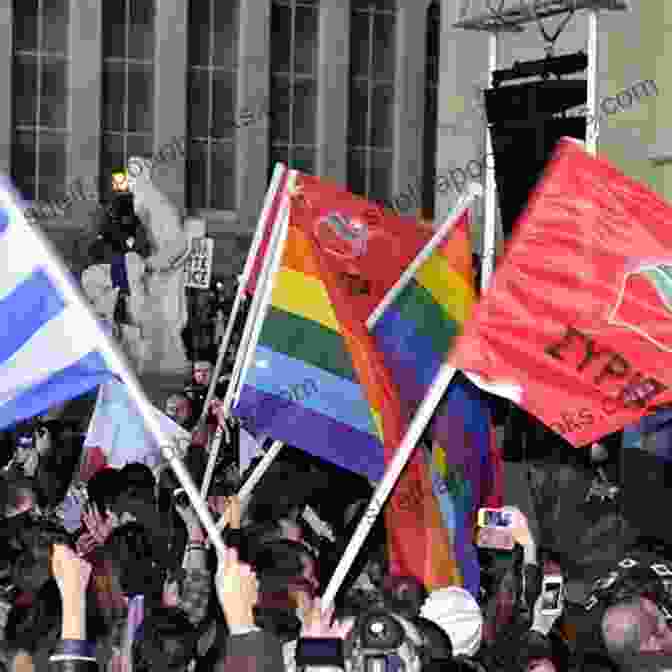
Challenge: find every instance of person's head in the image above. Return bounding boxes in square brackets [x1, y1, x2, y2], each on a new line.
[113, 463, 156, 520]
[192, 361, 212, 387]
[525, 661, 556, 672]
[253, 539, 320, 607]
[516, 629, 570, 672]
[32, 420, 62, 459]
[103, 522, 163, 600]
[602, 596, 672, 663]
[383, 576, 428, 621]
[419, 587, 483, 658]
[132, 607, 199, 672]
[13, 435, 37, 478]
[3, 478, 36, 518]
[87, 467, 122, 518]
[165, 394, 192, 427]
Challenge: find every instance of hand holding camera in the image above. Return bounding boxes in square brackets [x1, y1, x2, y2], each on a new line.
[301, 597, 355, 640]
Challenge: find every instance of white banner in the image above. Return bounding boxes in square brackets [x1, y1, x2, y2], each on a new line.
[185, 236, 214, 289]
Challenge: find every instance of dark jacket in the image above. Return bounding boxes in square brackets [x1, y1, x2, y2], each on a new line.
[215, 628, 284, 672]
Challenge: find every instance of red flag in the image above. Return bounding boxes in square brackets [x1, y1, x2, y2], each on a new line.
[450, 138, 672, 448]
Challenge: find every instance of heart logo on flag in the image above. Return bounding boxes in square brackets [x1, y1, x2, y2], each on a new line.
[607, 259, 672, 353]
[313, 212, 369, 260]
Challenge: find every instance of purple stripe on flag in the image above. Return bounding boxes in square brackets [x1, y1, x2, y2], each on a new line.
[234, 385, 386, 481]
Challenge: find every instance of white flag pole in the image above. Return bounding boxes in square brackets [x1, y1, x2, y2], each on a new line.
[228, 175, 296, 410]
[366, 182, 483, 331]
[481, 31, 500, 294]
[216, 439, 284, 530]
[0, 188, 229, 557]
[200, 425, 224, 499]
[201, 175, 295, 497]
[321, 361, 458, 611]
[196, 162, 288, 429]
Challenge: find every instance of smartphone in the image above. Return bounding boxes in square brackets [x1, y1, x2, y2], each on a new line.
[478, 508, 513, 528]
[540, 575, 564, 615]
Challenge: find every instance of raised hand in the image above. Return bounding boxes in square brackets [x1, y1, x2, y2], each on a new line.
[214, 495, 241, 531]
[531, 592, 563, 636]
[77, 503, 115, 556]
[300, 598, 355, 640]
[500, 506, 535, 549]
[52, 544, 93, 597]
[215, 546, 259, 630]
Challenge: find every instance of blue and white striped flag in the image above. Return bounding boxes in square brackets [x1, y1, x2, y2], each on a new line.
[84, 378, 191, 472]
[0, 181, 122, 430]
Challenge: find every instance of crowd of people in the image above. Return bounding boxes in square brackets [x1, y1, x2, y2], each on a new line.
[1, 347, 672, 672]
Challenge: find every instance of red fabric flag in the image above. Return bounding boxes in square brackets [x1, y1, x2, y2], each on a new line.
[450, 138, 672, 448]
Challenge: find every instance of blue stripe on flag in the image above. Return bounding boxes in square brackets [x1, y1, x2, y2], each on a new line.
[0, 269, 66, 364]
[0, 350, 112, 430]
[247, 345, 380, 438]
[0, 208, 7, 235]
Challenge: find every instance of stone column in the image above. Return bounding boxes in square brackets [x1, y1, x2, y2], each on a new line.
[153, 0, 188, 210]
[236, 0, 271, 234]
[392, 0, 432, 220]
[316, 0, 350, 184]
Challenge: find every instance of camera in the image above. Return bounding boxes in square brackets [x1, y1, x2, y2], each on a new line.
[351, 610, 423, 672]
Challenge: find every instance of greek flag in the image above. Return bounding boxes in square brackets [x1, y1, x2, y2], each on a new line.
[0, 181, 121, 430]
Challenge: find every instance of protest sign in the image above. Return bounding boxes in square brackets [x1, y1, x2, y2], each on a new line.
[185, 236, 214, 289]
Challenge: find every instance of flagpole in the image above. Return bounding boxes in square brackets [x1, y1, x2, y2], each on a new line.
[201, 176, 295, 497]
[196, 162, 288, 429]
[2, 190, 229, 558]
[586, 10, 599, 156]
[218, 178, 294, 417]
[226, 175, 296, 413]
[481, 30, 499, 293]
[366, 182, 483, 331]
[216, 439, 284, 530]
[200, 425, 224, 499]
[229, 191, 293, 410]
[321, 361, 458, 610]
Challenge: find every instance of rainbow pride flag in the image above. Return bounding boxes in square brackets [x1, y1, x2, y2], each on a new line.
[233, 219, 387, 481]
[370, 214, 502, 597]
[233, 174, 461, 590]
[370, 215, 475, 410]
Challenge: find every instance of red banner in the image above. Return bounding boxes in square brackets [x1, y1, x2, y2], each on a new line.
[450, 138, 672, 447]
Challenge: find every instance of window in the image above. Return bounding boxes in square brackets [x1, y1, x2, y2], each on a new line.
[100, 0, 155, 201]
[347, 0, 396, 203]
[12, 0, 70, 203]
[269, 0, 319, 181]
[422, 0, 440, 220]
[187, 0, 239, 212]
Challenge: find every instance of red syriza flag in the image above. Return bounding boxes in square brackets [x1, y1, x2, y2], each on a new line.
[449, 138, 672, 448]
